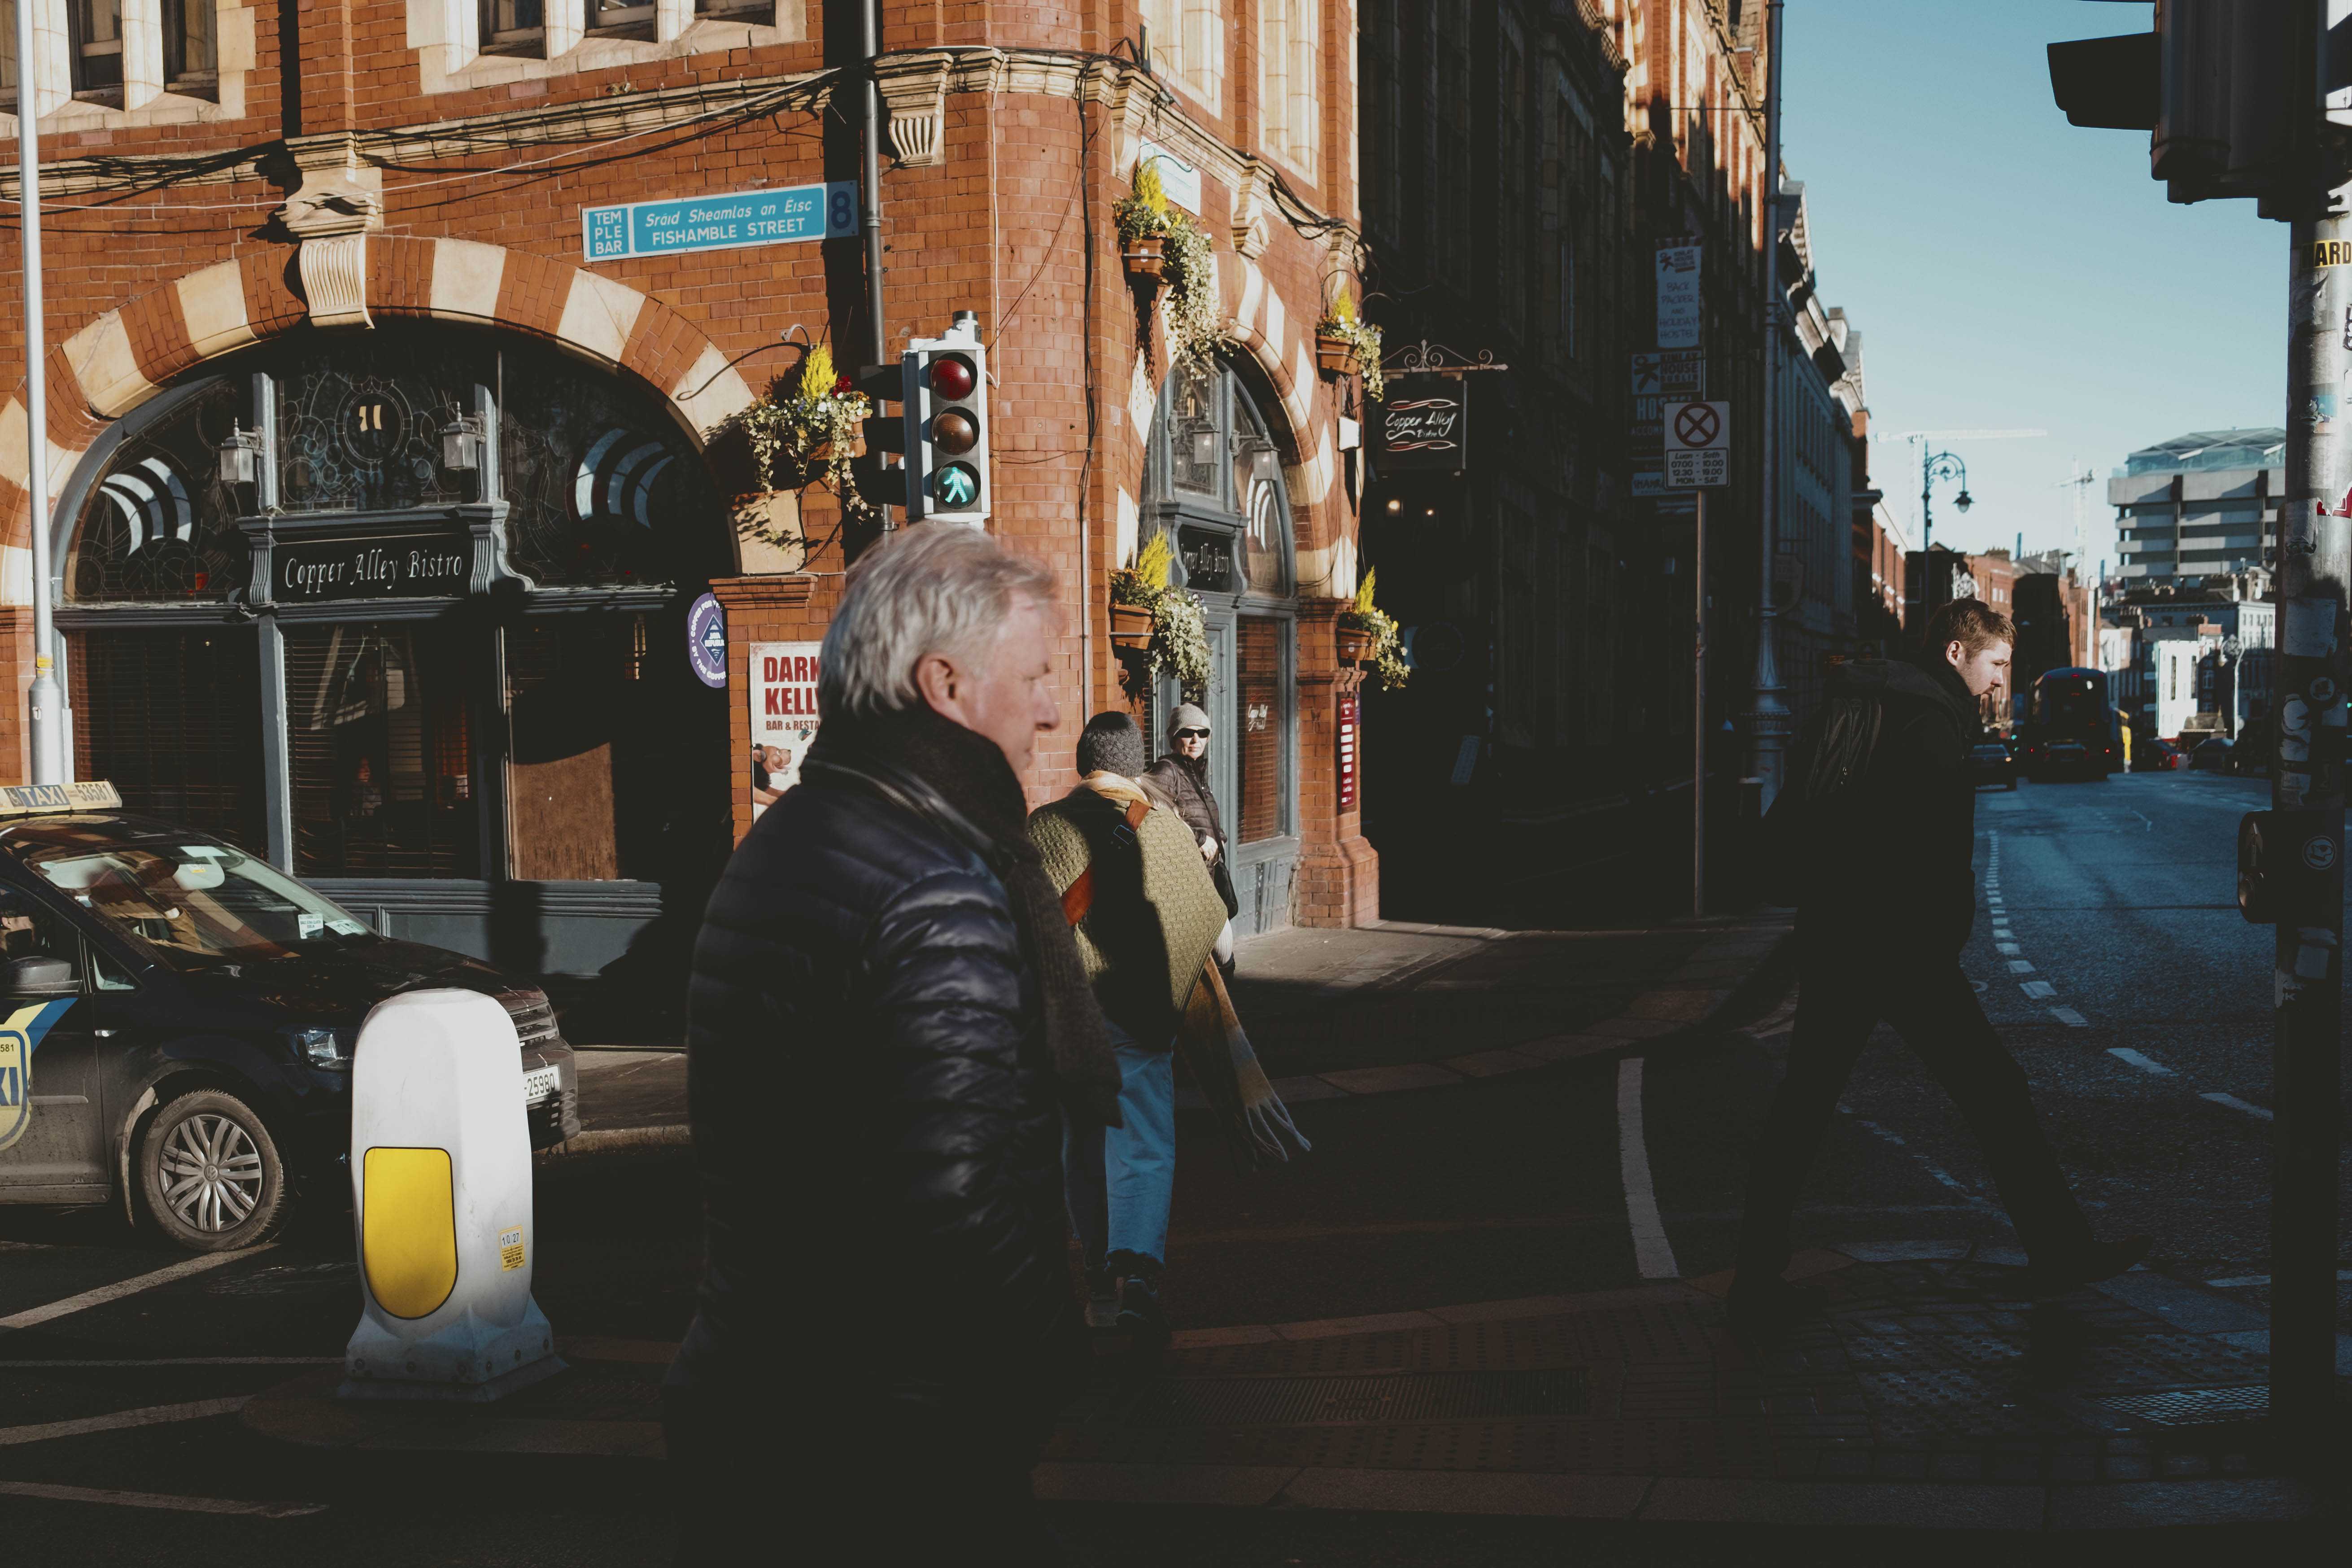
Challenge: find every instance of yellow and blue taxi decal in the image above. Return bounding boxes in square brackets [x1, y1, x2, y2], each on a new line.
[0, 999, 81, 1153]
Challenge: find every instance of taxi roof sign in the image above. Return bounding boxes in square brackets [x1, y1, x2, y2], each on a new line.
[0, 782, 122, 817]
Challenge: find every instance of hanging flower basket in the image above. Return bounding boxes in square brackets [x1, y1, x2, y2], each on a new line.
[1110, 603, 1153, 650]
[1124, 235, 1167, 282]
[1316, 333, 1359, 377]
[1335, 625, 1376, 665]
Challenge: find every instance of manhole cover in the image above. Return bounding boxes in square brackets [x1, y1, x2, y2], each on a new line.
[1122, 1368, 1587, 1428]
[2088, 1385, 2269, 1426]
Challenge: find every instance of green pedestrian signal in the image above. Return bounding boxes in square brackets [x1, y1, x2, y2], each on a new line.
[934, 464, 980, 508]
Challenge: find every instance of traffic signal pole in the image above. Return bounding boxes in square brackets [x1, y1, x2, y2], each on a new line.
[2269, 197, 2347, 1442]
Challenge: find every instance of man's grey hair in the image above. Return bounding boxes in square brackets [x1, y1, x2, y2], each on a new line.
[818, 524, 1057, 720]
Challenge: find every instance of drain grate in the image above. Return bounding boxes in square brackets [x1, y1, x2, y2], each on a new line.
[1120, 1368, 1588, 1428]
[2087, 1385, 2269, 1426]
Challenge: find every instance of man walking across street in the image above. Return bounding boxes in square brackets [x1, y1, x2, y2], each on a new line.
[1031, 712, 1231, 1334]
[1733, 598, 2150, 1337]
[665, 525, 1121, 1559]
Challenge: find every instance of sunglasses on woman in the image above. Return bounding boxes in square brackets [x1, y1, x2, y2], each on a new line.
[1175, 728, 1209, 739]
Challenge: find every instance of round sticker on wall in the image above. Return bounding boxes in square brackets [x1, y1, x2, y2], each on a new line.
[687, 594, 727, 689]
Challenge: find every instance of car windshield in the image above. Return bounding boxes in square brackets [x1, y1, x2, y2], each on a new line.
[0, 818, 373, 971]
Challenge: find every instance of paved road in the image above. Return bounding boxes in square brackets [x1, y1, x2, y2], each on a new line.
[0, 768, 2340, 1562]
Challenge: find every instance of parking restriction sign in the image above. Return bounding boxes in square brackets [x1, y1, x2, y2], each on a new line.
[1663, 400, 1729, 489]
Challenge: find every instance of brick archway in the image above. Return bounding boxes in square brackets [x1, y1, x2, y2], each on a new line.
[0, 237, 760, 596]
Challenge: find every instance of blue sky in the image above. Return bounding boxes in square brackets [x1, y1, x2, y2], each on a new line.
[1780, 0, 2280, 571]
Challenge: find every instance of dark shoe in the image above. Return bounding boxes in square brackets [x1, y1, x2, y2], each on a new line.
[1115, 1273, 1166, 1334]
[1724, 1271, 1809, 1348]
[2029, 1235, 2152, 1292]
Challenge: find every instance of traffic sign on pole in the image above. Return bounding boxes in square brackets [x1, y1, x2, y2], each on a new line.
[1663, 400, 1730, 489]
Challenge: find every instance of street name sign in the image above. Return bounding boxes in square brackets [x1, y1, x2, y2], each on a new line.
[1663, 400, 1729, 489]
[584, 182, 858, 262]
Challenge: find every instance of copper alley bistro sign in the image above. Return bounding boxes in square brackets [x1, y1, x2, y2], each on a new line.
[1378, 376, 1468, 473]
[277, 533, 472, 603]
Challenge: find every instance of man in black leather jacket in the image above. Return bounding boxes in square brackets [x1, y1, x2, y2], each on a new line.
[1733, 599, 2149, 1339]
[664, 524, 1120, 1559]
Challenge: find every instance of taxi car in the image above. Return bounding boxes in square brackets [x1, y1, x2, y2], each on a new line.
[0, 782, 578, 1252]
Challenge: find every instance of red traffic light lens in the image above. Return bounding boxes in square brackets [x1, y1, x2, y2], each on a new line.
[934, 409, 979, 455]
[928, 354, 976, 399]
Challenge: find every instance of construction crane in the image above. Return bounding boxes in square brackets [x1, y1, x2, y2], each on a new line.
[2054, 461, 2099, 579]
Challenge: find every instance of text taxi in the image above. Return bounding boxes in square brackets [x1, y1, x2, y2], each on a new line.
[0, 782, 578, 1251]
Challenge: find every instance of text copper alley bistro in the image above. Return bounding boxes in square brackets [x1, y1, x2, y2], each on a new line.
[283, 544, 469, 597]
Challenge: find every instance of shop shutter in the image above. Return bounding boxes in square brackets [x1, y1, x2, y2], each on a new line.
[281, 622, 479, 879]
[69, 627, 266, 851]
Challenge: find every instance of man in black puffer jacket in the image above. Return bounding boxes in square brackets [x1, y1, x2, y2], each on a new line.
[664, 525, 1122, 1559]
[1733, 599, 2149, 1338]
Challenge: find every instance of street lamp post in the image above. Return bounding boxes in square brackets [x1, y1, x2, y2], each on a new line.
[1916, 445, 1974, 630]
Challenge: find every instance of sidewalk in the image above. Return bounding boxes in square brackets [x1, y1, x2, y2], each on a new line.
[547, 913, 1798, 1152]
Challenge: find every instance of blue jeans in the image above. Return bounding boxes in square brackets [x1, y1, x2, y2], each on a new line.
[1063, 1026, 1176, 1271]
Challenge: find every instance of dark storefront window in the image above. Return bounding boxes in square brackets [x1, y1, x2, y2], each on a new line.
[285, 623, 479, 879]
[1237, 615, 1285, 843]
[70, 627, 265, 852]
[65, 380, 245, 603]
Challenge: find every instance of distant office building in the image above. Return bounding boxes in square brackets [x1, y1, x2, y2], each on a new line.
[2107, 429, 2283, 589]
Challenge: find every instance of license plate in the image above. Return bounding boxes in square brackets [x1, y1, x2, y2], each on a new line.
[521, 1066, 560, 1103]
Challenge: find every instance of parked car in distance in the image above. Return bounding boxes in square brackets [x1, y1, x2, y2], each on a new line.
[2190, 736, 2235, 773]
[1967, 743, 2018, 791]
[2036, 739, 2096, 781]
[2133, 738, 2186, 773]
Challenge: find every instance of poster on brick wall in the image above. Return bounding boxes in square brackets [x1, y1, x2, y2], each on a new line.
[748, 642, 823, 819]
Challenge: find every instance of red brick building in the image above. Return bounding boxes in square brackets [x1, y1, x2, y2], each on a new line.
[0, 1, 1370, 973]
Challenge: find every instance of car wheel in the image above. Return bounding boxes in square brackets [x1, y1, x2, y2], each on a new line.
[137, 1089, 289, 1253]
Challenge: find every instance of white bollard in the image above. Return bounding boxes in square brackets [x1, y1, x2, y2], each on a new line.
[340, 988, 562, 1402]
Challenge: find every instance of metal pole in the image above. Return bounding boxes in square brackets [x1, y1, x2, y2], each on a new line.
[1741, 0, 1792, 812]
[1693, 490, 1707, 918]
[1920, 442, 1934, 628]
[860, 0, 886, 371]
[17, 4, 59, 784]
[2270, 185, 2347, 1444]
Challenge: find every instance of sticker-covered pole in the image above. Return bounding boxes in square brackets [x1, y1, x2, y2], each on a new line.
[2270, 189, 2348, 1440]
[1693, 488, 1707, 918]
[17, 0, 61, 785]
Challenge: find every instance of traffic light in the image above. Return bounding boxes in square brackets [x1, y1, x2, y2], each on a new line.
[2047, 1, 2338, 216]
[854, 360, 909, 510]
[903, 311, 989, 524]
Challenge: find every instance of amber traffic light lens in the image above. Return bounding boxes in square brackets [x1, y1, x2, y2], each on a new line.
[929, 354, 976, 399]
[934, 409, 980, 455]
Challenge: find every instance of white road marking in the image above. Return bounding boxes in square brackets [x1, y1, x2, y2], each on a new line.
[1841, 1110, 1995, 1210]
[2202, 1092, 2275, 1122]
[2050, 1008, 2089, 1027]
[0, 1396, 249, 1447]
[1615, 1058, 1680, 1280]
[0, 1481, 324, 1519]
[2008, 961, 2036, 974]
[1992, 928, 2014, 939]
[2020, 980, 2057, 999]
[2205, 1272, 2352, 1288]
[2107, 1048, 2173, 1075]
[0, 1246, 272, 1335]
[1996, 942, 2022, 955]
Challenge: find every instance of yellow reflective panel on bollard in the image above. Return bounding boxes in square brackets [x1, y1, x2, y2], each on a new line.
[360, 1148, 458, 1320]
[341, 989, 561, 1403]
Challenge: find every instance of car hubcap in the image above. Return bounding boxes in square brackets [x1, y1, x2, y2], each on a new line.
[159, 1114, 263, 1232]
